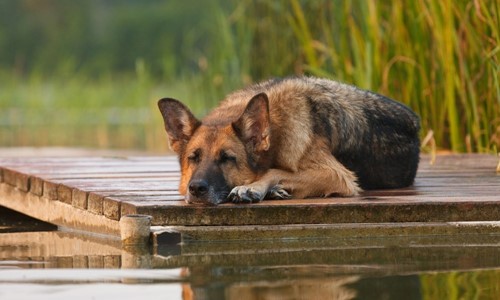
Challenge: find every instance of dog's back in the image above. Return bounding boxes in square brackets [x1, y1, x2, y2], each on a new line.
[210, 76, 420, 189]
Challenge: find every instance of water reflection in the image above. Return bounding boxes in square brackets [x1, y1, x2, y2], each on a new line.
[1, 230, 500, 299]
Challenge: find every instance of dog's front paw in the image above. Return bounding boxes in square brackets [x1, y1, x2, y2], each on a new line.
[266, 184, 291, 200]
[228, 185, 265, 204]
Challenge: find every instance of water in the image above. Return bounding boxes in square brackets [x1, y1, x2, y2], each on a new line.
[1, 211, 500, 299]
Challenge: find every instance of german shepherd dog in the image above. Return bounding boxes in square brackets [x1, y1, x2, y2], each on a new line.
[158, 76, 420, 205]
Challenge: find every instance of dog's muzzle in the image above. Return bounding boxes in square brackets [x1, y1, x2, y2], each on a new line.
[185, 179, 229, 206]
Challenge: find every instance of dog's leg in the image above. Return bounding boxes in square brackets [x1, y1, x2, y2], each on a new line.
[227, 174, 292, 203]
[229, 150, 361, 203]
[267, 165, 360, 199]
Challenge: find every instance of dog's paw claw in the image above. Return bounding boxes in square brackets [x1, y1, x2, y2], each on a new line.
[267, 185, 291, 200]
[228, 186, 264, 204]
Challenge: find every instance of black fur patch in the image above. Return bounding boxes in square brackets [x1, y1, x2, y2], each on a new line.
[307, 96, 335, 149]
[334, 94, 420, 189]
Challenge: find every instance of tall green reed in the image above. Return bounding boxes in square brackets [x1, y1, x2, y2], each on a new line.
[2, 1, 498, 153]
[238, 0, 499, 153]
[420, 269, 500, 299]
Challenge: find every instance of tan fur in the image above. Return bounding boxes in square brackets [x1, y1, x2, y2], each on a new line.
[232, 137, 360, 200]
[158, 76, 420, 205]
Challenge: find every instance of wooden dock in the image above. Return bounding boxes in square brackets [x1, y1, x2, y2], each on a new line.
[0, 154, 499, 240]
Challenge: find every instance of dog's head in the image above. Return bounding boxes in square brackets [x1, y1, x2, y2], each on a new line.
[158, 94, 271, 205]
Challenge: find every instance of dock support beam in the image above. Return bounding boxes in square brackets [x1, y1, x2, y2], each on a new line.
[120, 214, 152, 246]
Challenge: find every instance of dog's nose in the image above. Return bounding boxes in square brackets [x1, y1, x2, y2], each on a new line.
[188, 179, 209, 197]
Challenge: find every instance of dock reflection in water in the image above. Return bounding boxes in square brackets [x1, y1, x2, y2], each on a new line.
[1, 229, 500, 299]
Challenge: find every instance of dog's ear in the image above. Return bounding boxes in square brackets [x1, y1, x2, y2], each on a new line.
[158, 98, 200, 154]
[232, 93, 271, 153]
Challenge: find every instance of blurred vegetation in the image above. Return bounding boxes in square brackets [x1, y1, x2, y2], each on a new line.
[420, 269, 500, 299]
[0, 0, 499, 153]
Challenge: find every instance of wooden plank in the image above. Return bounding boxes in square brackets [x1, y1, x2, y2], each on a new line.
[43, 180, 59, 200]
[28, 172, 180, 180]
[415, 177, 499, 184]
[57, 184, 73, 204]
[103, 197, 121, 220]
[48, 174, 487, 190]
[421, 154, 498, 167]
[30, 176, 44, 196]
[0, 183, 121, 236]
[0, 157, 109, 165]
[87, 190, 181, 215]
[2, 165, 179, 176]
[88, 192, 104, 215]
[152, 222, 500, 243]
[0, 156, 176, 165]
[120, 201, 138, 217]
[89, 190, 182, 197]
[1, 154, 499, 230]
[103, 192, 188, 220]
[52, 177, 180, 184]
[123, 199, 500, 226]
[125, 156, 178, 161]
[361, 187, 499, 198]
[2, 168, 30, 192]
[51, 180, 179, 192]
[417, 169, 496, 176]
[0, 159, 180, 194]
[72, 189, 88, 210]
[42, 177, 179, 209]
[0, 156, 173, 164]
[0, 156, 181, 207]
[110, 195, 184, 201]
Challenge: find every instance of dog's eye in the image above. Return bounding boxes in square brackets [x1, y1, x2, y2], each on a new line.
[187, 150, 201, 163]
[219, 151, 236, 164]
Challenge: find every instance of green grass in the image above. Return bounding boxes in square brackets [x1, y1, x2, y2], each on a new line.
[1, 1, 499, 153]
[0, 70, 220, 151]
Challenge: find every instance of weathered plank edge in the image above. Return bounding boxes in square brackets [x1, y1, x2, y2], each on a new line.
[151, 221, 500, 244]
[0, 182, 120, 236]
[2, 168, 30, 192]
[127, 200, 500, 226]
